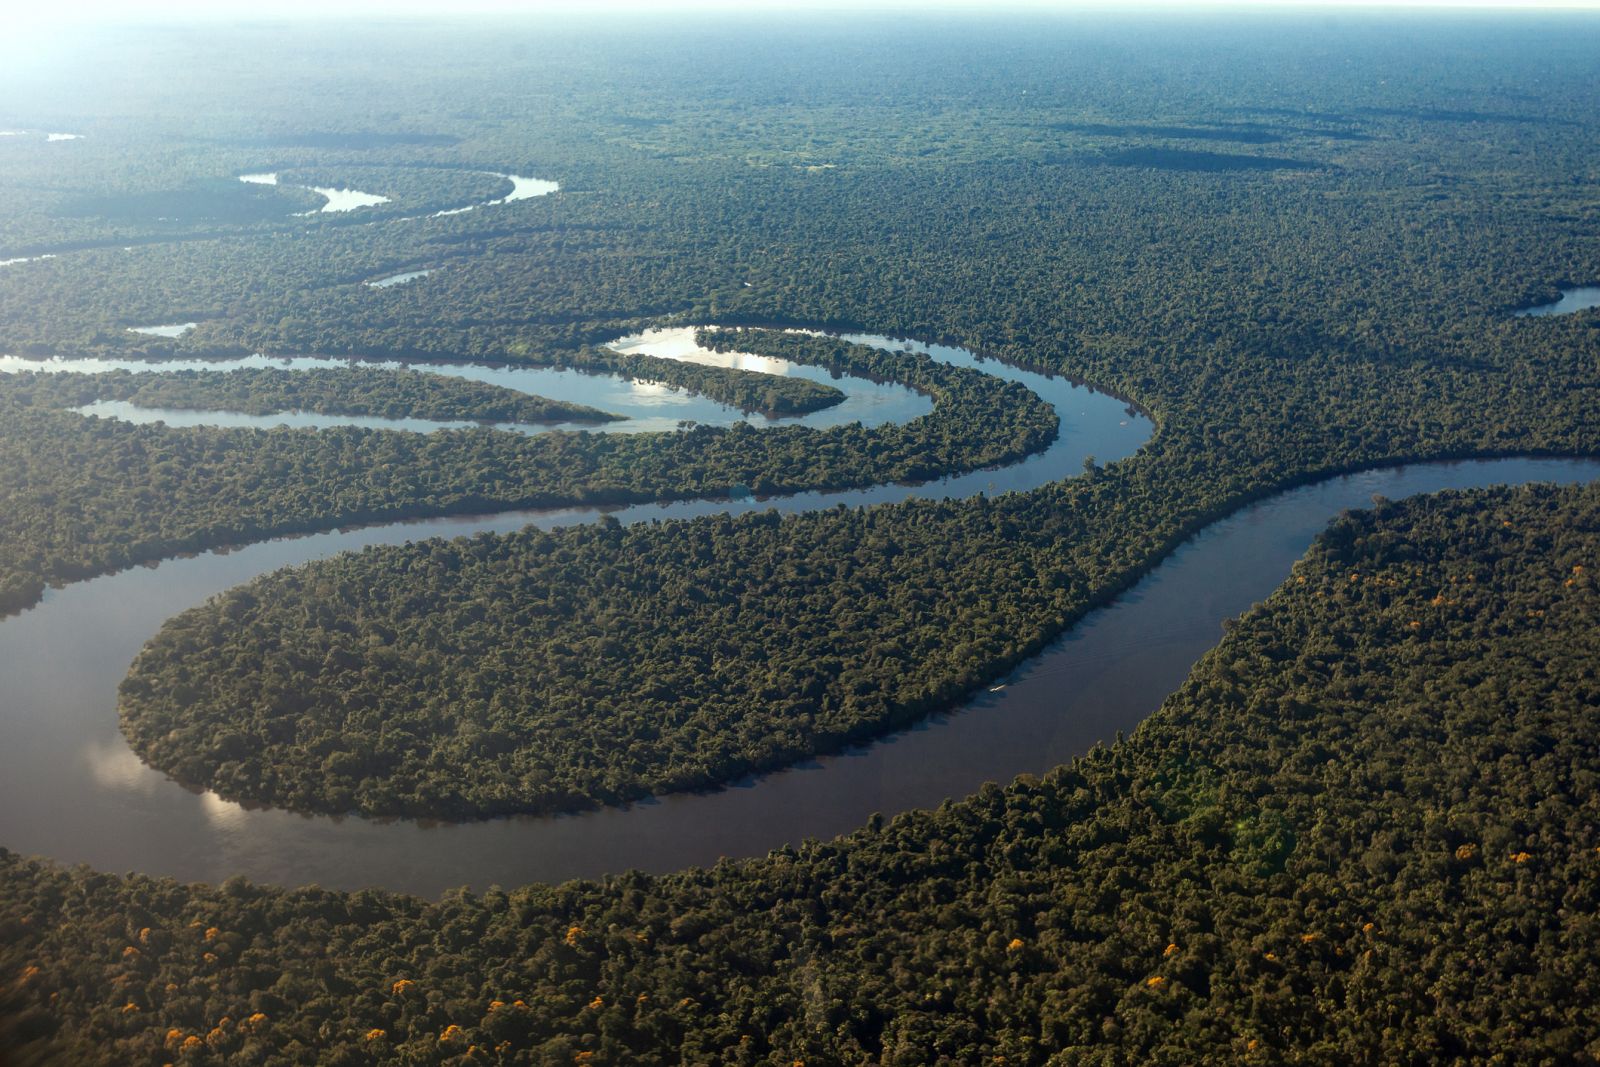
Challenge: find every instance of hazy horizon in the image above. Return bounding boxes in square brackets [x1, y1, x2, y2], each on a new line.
[12, 0, 1600, 31]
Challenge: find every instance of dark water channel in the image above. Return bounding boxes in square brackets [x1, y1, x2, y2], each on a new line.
[0, 329, 1146, 894]
[1, 327, 1590, 897]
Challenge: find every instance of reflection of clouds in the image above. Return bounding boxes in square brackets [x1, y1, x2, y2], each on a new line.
[84, 741, 161, 794]
[5, 324, 918, 437]
[84, 741, 247, 827]
[618, 380, 702, 410]
[127, 323, 198, 338]
[200, 790, 247, 830]
[611, 327, 794, 377]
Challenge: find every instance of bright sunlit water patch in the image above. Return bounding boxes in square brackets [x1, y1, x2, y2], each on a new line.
[0, 328, 929, 434]
[366, 269, 433, 288]
[83, 740, 161, 794]
[300, 186, 391, 213]
[1515, 286, 1600, 317]
[429, 172, 559, 217]
[127, 322, 199, 338]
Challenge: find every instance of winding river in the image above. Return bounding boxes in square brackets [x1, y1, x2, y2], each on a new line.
[0, 169, 560, 266]
[0, 326, 1593, 897]
[2, 328, 933, 436]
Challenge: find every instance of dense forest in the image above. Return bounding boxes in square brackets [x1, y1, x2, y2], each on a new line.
[5, 366, 618, 425]
[111, 293, 1598, 816]
[8, 483, 1600, 1063]
[3, 355, 848, 424]
[4, 13, 1600, 1062]
[0, 331, 1052, 616]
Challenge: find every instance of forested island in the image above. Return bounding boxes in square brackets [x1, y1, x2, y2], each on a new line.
[2, 10, 1600, 1064]
[7, 366, 619, 425]
[0, 330, 1052, 618]
[8, 484, 1600, 1062]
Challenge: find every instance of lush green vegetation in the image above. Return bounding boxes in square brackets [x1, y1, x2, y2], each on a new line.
[112, 332, 1059, 818]
[10, 484, 1600, 1063]
[0, 14, 1594, 815]
[111, 283, 1600, 818]
[4, 14, 1600, 1059]
[5, 366, 619, 425]
[0, 331, 1051, 617]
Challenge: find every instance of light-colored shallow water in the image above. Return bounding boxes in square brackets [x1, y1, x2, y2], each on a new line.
[2, 326, 935, 434]
[366, 269, 433, 288]
[1514, 286, 1600, 317]
[127, 323, 198, 338]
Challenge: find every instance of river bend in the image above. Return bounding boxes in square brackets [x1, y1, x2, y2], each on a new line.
[0, 329, 1590, 895]
[0, 327, 1151, 893]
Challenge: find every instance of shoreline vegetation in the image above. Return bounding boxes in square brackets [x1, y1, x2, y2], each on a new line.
[8, 483, 1600, 1062]
[3, 15, 1600, 1062]
[113, 329, 1064, 818]
[0, 329, 1056, 620]
[3, 366, 621, 426]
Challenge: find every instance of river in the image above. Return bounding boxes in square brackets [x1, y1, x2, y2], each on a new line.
[1, 326, 1589, 897]
[0, 327, 1154, 894]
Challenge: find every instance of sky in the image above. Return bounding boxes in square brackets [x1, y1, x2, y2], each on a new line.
[5, 0, 1597, 43]
[11, 0, 1600, 25]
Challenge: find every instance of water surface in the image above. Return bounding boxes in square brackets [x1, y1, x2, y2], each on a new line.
[300, 187, 391, 214]
[2, 327, 934, 434]
[1514, 286, 1600, 317]
[1, 455, 1588, 895]
[430, 173, 559, 217]
[366, 269, 433, 288]
[0, 330, 1150, 894]
[127, 323, 198, 338]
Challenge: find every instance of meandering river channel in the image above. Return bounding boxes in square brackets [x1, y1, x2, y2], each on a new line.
[0, 325, 1592, 897]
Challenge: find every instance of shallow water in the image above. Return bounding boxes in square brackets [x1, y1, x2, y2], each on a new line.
[366, 269, 433, 288]
[1514, 286, 1600, 317]
[2, 326, 935, 434]
[127, 323, 198, 338]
